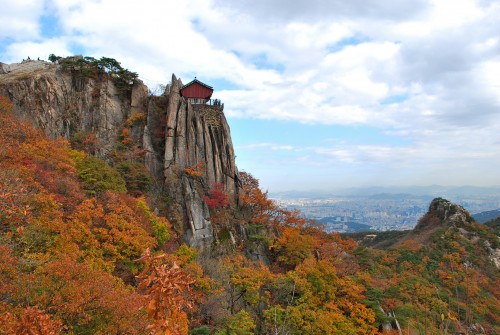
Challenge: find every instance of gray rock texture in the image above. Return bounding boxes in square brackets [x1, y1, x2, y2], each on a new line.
[0, 61, 240, 249]
[157, 75, 240, 248]
[0, 61, 146, 157]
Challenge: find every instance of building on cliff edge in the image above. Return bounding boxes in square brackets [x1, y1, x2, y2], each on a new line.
[180, 78, 224, 111]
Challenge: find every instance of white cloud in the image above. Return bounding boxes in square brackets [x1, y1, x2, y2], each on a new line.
[239, 143, 296, 151]
[0, 1, 44, 41]
[2, 39, 72, 62]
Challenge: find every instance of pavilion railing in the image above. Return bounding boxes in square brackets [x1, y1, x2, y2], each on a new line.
[187, 98, 224, 111]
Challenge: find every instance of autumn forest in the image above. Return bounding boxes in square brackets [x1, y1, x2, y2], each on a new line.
[0, 91, 499, 335]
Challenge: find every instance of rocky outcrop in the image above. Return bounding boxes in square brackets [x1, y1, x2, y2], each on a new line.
[418, 197, 473, 229]
[0, 60, 240, 249]
[394, 198, 500, 268]
[163, 75, 238, 194]
[152, 75, 239, 248]
[0, 60, 148, 158]
[393, 198, 475, 247]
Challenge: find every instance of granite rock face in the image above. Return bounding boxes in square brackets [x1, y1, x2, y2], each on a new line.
[0, 61, 240, 249]
[156, 75, 240, 247]
[0, 60, 148, 157]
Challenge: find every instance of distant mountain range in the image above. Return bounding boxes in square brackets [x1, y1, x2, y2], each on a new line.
[270, 185, 500, 199]
[472, 209, 500, 224]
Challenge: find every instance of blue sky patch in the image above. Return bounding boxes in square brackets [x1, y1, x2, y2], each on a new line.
[0, 37, 14, 56]
[40, 13, 60, 39]
[250, 53, 285, 72]
[326, 35, 371, 53]
[69, 43, 86, 56]
[228, 118, 411, 148]
[380, 94, 409, 105]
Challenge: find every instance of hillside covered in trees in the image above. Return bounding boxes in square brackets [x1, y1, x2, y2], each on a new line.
[0, 57, 499, 334]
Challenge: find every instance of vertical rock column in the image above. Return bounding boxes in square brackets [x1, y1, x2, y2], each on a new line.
[160, 74, 240, 248]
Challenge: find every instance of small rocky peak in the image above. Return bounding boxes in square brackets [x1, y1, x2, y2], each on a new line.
[426, 198, 473, 227]
[394, 198, 477, 247]
[412, 198, 473, 233]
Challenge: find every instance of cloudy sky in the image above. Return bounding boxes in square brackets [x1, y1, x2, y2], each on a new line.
[1, 0, 499, 192]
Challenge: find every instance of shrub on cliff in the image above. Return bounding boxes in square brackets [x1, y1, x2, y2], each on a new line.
[71, 151, 127, 196]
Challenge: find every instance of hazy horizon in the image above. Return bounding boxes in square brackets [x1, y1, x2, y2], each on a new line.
[268, 184, 500, 196]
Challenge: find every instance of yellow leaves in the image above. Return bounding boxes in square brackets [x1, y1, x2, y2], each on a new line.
[224, 255, 273, 306]
[285, 303, 373, 335]
[69, 149, 86, 163]
[126, 112, 146, 126]
[218, 310, 255, 335]
[275, 258, 378, 335]
[136, 197, 171, 246]
[175, 244, 198, 264]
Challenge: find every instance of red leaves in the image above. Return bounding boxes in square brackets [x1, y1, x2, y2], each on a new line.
[203, 183, 229, 209]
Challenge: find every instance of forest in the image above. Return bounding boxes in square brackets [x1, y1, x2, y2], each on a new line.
[0, 95, 498, 334]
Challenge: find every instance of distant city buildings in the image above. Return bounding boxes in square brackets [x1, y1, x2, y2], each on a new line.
[273, 193, 500, 233]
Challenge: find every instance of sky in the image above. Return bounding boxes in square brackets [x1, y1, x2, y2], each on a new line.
[1, 0, 499, 192]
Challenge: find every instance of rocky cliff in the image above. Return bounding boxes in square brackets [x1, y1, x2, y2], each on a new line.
[0, 58, 240, 248]
[152, 74, 240, 247]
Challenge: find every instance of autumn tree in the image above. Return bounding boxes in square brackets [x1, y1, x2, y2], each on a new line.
[137, 249, 196, 335]
[203, 183, 230, 210]
[0, 306, 63, 335]
[264, 258, 377, 335]
[272, 226, 317, 269]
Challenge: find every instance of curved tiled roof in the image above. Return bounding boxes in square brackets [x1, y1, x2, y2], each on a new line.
[181, 77, 213, 91]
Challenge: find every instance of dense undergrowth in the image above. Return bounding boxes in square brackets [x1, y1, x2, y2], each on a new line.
[0, 96, 498, 334]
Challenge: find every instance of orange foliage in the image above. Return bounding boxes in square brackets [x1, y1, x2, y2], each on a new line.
[119, 127, 133, 146]
[2, 95, 498, 334]
[2, 250, 147, 334]
[66, 192, 157, 274]
[137, 249, 195, 335]
[184, 161, 206, 177]
[0, 98, 85, 217]
[0, 306, 63, 335]
[273, 226, 317, 268]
